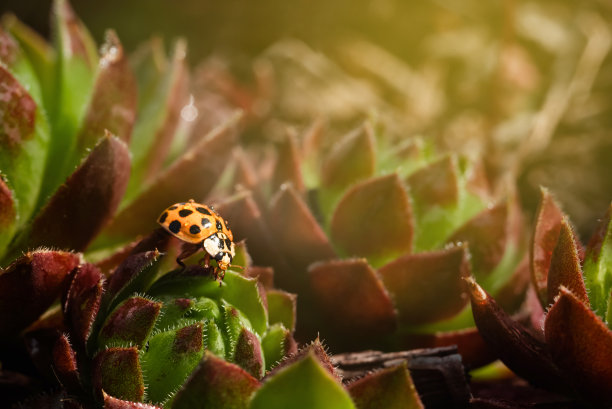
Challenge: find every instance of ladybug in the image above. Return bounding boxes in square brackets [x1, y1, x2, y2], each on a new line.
[158, 199, 235, 281]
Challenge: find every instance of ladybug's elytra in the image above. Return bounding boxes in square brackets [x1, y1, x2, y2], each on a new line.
[158, 199, 235, 281]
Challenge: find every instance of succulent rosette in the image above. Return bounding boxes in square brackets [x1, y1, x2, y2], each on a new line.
[0, 228, 302, 408]
[466, 188, 612, 407]
[217, 121, 528, 365]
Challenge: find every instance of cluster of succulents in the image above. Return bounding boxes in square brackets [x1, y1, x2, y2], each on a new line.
[2, 0, 612, 408]
[466, 189, 612, 407]
[217, 121, 527, 366]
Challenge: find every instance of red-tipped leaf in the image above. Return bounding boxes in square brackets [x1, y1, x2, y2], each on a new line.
[379, 244, 470, 325]
[545, 287, 612, 406]
[309, 259, 397, 335]
[0, 250, 80, 336]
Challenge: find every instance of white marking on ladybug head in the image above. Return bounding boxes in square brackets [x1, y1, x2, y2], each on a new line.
[218, 253, 232, 271]
[203, 235, 221, 259]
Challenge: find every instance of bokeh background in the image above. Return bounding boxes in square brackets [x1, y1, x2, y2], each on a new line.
[2, 0, 612, 237]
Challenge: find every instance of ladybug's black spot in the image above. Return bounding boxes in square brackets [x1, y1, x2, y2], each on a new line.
[179, 209, 193, 217]
[168, 205, 178, 210]
[159, 212, 168, 223]
[201, 217, 211, 228]
[217, 237, 225, 250]
[216, 220, 223, 231]
[189, 225, 201, 235]
[168, 220, 181, 234]
[196, 206, 211, 215]
[224, 239, 232, 249]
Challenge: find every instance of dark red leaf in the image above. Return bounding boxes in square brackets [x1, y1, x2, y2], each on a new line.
[0, 28, 19, 66]
[0, 64, 36, 150]
[268, 184, 336, 289]
[0, 251, 79, 336]
[77, 30, 137, 149]
[28, 133, 130, 251]
[379, 244, 470, 325]
[93, 347, 144, 402]
[320, 123, 376, 193]
[406, 155, 458, 209]
[234, 328, 265, 379]
[309, 259, 397, 335]
[217, 191, 284, 269]
[271, 132, 304, 194]
[0, 177, 15, 228]
[105, 250, 160, 304]
[545, 287, 612, 406]
[546, 219, 588, 306]
[448, 202, 509, 279]
[267, 338, 338, 380]
[98, 297, 162, 349]
[330, 173, 413, 267]
[52, 333, 80, 392]
[348, 363, 424, 409]
[466, 277, 569, 391]
[171, 352, 260, 409]
[530, 188, 565, 306]
[64, 263, 103, 349]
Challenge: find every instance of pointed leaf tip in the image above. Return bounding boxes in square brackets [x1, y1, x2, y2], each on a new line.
[64, 263, 103, 349]
[468, 278, 568, 392]
[250, 351, 356, 409]
[309, 258, 397, 335]
[104, 392, 162, 409]
[172, 352, 259, 409]
[234, 328, 265, 379]
[93, 347, 144, 402]
[28, 135, 130, 252]
[348, 364, 424, 409]
[320, 123, 376, 194]
[380, 245, 470, 325]
[547, 218, 588, 307]
[78, 30, 137, 150]
[545, 287, 612, 406]
[0, 251, 80, 336]
[331, 173, 413, 267]
[530, 188, 565, 306]
[0, 65, 36, 150]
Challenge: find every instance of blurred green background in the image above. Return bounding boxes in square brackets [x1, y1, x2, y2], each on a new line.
[2, 0, 612, 237]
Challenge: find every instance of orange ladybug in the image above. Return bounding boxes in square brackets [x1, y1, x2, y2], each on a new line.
[158, 200, 235, 281]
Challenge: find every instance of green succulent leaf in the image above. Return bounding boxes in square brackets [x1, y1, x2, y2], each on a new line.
[93, 347, 144, 402]
[261, 323, 292, 371]
[171, 352, 259, 409]
[2, 14, 55, 104]
[0, 63, 49, 259]
[76, 30, 137, 152]
[347, 363, 424, 409]
[249, 351, 356, 409]
[98, 296, 162, 349]
[583, 203, 612, 323]
[125, 39, 188, 203]
[141, 323, 204, 405]
[222, 271, 268, 336]
[42, 0, 98, 198]
[234, 327, 265, 378]
[266, 290, 297, 331]
[19, 134, 130, 254]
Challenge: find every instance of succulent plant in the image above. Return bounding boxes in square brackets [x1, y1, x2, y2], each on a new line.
[0, 229, 298, 408]
[216, 121, 528, 365]
[0, 0, 238, 269]
[466, 188, 612, 407]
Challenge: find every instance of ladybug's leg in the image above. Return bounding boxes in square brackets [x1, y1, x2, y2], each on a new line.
[176, 242, 199, 269]
[197, 253, 211, 268]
